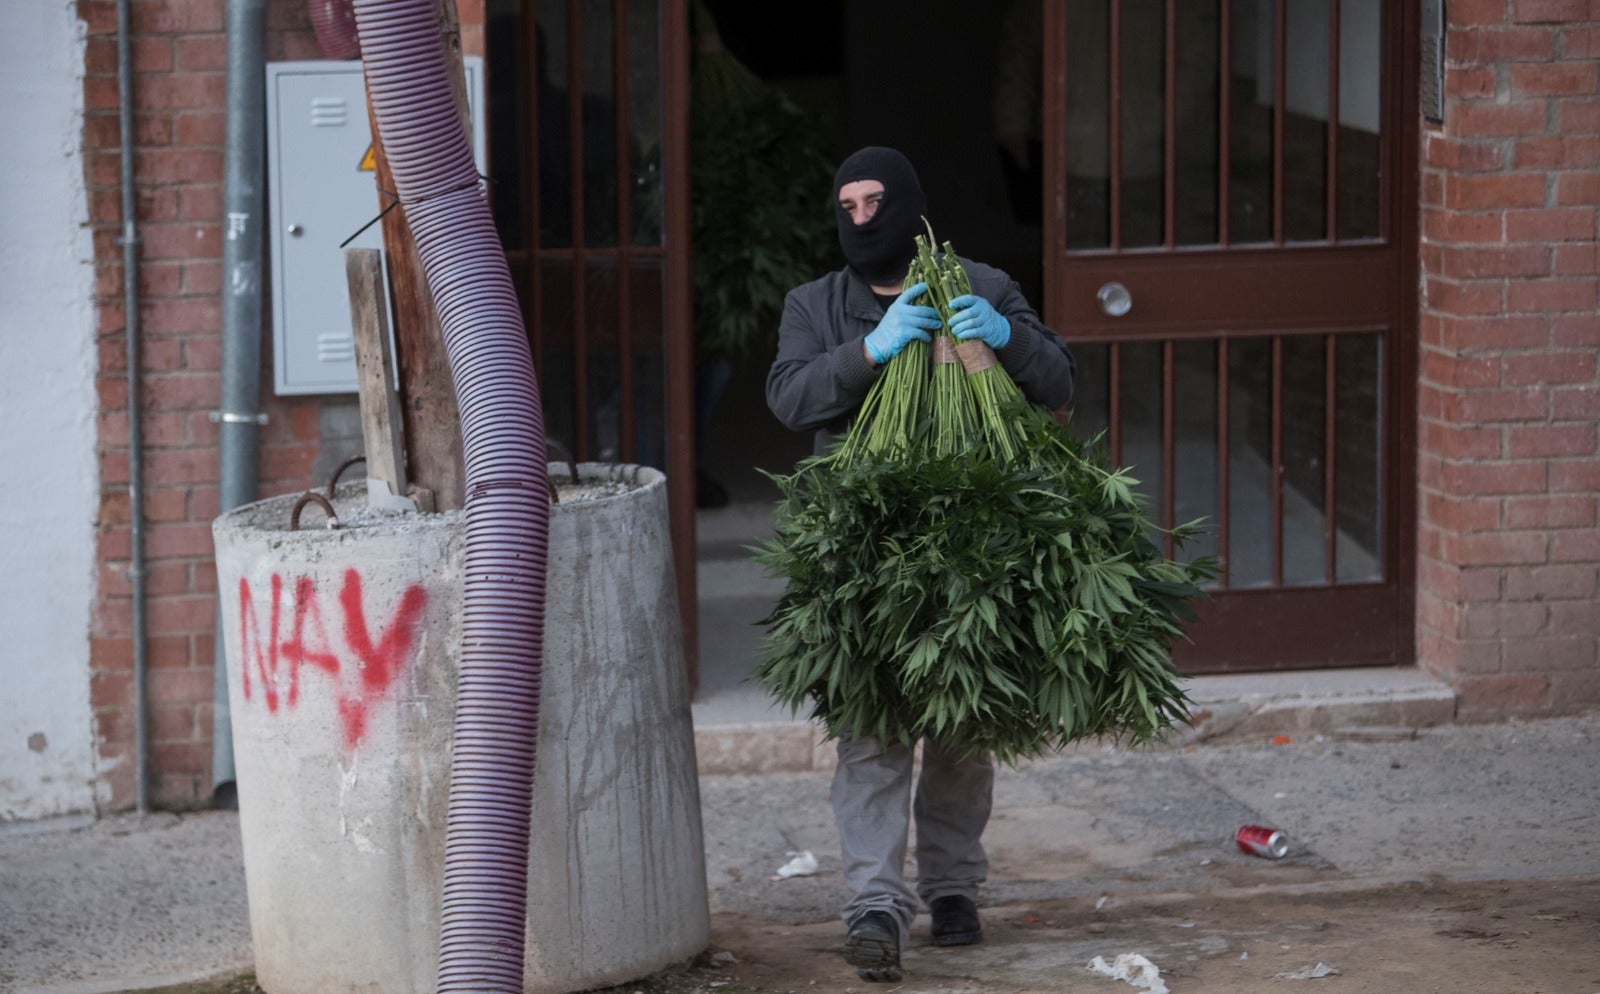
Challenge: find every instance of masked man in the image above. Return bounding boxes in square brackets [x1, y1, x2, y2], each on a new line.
[765, 146, 1077, 982]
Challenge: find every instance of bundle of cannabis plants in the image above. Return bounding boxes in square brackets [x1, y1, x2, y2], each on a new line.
[755, 231, 1216, 763]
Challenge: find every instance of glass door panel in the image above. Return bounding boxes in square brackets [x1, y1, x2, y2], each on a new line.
[1066, 0, 1387, 253]
[1225, 336, 1274, 587]
[1174, 4, 1222, 246]
[1117, 341, 1165, 510]
[1172, 341, 1220, 566]
[1337, 0, 1383, 240]
[1226, 0, 1276, 244]
[1116, 1, 1165, 249]
[1279, 333, 1327, 584]
[1052, 0, 1410, 670]
[1335, 331, 1383, 581]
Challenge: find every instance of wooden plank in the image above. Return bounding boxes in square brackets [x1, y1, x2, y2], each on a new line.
[361, 103, 465, 511]
[344, 248, 408, 499]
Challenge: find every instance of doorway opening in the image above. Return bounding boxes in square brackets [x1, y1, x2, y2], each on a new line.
[694, 1, 1048, 504]
[690, 1, 1050, 719]
[481, 0, 1414, 705]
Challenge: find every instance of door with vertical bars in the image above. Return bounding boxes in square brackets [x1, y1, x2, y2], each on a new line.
[485, 0, 699, 679]
[1041, 0, 1417, 672]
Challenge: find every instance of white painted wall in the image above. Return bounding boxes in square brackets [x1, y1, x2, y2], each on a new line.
[0, 2, 99, 820]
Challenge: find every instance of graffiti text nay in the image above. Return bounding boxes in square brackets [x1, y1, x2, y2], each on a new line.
[237, 569, 428, 750]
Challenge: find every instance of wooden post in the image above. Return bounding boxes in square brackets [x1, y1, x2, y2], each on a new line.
[357, 0, 475, 511]
[662, 0, 699, 690]
[343, 247, 418, 508]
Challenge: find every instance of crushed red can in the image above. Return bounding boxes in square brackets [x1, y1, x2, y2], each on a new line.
[1236, 824, 1289, 859]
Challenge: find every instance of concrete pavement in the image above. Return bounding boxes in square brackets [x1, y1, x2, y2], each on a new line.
[3, 702, 1597, 994]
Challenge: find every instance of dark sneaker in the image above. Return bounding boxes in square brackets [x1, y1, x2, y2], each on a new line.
[929, 894, 982, 947]
[843, 910, 902, 982]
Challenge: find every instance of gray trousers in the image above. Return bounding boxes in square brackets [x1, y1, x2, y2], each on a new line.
[831, 735, 995, 943]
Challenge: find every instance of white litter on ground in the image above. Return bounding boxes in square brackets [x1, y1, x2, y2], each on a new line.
[1275, 962, 1340, 980]
[1087, 953, 1169, 994]
[773, 850, 819, 879]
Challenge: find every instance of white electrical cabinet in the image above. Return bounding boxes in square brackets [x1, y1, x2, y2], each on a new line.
[266, 58, 486, 395]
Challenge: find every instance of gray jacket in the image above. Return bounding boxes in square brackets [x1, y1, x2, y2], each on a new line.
[765, 259, 1077, 453]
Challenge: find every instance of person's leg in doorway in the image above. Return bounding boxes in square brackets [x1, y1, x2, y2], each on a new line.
[693, 357, 733, 508]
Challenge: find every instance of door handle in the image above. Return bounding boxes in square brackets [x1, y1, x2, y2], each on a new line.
[1097, 281, 1132, 317]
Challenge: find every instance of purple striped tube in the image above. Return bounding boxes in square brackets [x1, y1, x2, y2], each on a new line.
[350, 3, 550, 992]
[307, 0, 360, 59]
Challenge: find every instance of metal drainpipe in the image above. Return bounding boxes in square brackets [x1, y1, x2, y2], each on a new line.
[210, 0, 268, 807]
[115, 0, 150, 816]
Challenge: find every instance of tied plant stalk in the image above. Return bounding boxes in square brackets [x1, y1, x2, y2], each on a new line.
[914, 221, 1030, 465]
[910, 232, 982, 460]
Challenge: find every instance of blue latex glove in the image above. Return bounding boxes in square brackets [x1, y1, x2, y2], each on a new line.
[948, 294, 1011, 350]
[864, 282, 940, 365]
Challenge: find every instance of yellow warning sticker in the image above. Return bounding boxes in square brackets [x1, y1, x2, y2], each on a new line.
[358, 145, 377, 171]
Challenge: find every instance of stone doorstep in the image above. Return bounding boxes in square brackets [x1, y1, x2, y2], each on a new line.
[690, 667, 1460, 777]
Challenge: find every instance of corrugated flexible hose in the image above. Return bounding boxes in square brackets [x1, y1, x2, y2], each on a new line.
[350, 3, 550, 992]
[307, 0, 360, 59]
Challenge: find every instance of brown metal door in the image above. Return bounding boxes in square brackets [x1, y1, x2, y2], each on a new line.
[1041, 0, 1418, 672]
[485, 0, 698, 679]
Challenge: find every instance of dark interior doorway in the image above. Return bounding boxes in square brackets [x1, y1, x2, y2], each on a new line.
[693, 0, 1050, 505]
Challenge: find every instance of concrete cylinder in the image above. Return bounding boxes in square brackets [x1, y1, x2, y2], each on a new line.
[213, 465, 709, 994]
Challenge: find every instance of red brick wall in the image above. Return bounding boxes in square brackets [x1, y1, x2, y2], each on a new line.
[1417, 4, 1600, 719]
[82, 0, 491, 812]
[82, 0, 332, 810]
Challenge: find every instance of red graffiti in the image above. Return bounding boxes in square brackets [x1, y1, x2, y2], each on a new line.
[237, 568, 429, 749]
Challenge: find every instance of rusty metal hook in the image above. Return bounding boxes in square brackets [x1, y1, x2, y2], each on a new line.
[545, 438, 582, 505]
[546, 439, 580, 485]
[289, 492, 340, 531]
[326, 454, 367, 500]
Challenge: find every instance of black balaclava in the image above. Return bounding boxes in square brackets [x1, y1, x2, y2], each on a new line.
[832, 146, 928, 286]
